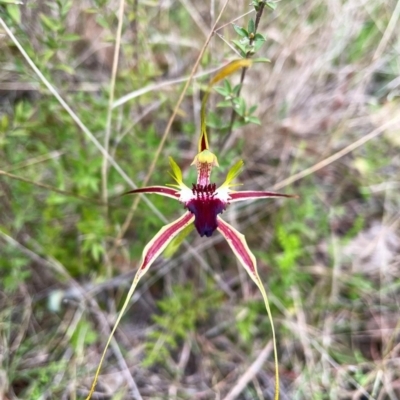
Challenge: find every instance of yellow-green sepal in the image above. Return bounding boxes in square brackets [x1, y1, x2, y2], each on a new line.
[220, 159, 244, 188]
[167, 156, 190, 190]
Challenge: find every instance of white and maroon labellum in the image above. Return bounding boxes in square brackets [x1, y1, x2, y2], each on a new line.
[186, 183, 226, 237]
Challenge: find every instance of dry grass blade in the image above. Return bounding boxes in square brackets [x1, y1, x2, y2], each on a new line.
[273, 114, 400, 191]
[222, 341, 273, 400]
[0, 169, 105, 205]
[101, 0, 126, 207]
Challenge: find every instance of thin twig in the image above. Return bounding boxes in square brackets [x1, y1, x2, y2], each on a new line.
[4, 150, 63, 172]
[222, 341, 273, 400]
[102, 0, 126, 207]
[0, 169, 105, 205]
[112, 65, 224, 109]
[272, 113, 400, 191]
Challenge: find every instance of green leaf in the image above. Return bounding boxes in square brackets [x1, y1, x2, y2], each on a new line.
[6, 4, 21, 24]
[0, 115, 9, 132]
[251, 0, 261, 11]
[232, 40, 247, 57]
[233, 97, 246, 117]
[223, 79, 232, 92]
[40, 13, 61, 31]
[248, 105, 258, 114]
[56, 64, 75, 75]
[247, 116, 261, 125]
[62, 33, 81, 42]
[254, 33, 266, 41]
[252, 57, 271, 63]
[233, 24, 248, 38]
[247, 18, 255, 35]
[267, 1, 277, 10]
[214, 86, 229, 97]
[254, 38, 266, 52]
[217, 99, 234, 108]
[233, 84, 242, 95]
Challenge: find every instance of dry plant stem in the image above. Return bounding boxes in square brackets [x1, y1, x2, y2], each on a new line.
[0, 169, 104, 205]
[6, 150, 63, 172]
[272, 113, 400, 191]
[179, 0, 209, 37]
[222, 341, 273, 400]
[214, 10, 254, 32]
[221, 2, 266, 152]
[114, 0, 231, 245]
[373, 0, 400, 60]
[112, 66, 223, 108]
[102, 0, 125, 208]
[0, 17, 170, 225]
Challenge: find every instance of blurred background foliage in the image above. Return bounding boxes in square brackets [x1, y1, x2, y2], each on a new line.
[1, 0, 400, 399]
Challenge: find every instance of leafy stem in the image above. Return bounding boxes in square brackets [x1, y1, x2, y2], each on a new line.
[220, 0, 272, 153]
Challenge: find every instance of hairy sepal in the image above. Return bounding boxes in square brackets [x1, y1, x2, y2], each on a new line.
[124, 186, 180, 200]
[86, 212, 194, 399]
[216, 216, 280, 400]
[229, 191, 297, 202]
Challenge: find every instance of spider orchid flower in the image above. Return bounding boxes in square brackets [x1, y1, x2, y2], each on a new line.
[87, 60, 296, 400]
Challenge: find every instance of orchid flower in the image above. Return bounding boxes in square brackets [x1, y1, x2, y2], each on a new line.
[86, 60, 296, 400]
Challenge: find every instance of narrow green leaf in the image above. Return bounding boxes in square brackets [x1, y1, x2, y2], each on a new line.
[217, 100, 234, 108]
[247, 116, 261, 125]
[249, 104, 258, 114]
[6, 4, 21, 24]
[56, 64, 75, 75]
[233, 97, 246, 117]
[223, 79, 232, 92]
[267, 1, 277, 10]
[252, 57, 271, 63]
[40, 13, 60, 31]
[232, 40, 247, 57]
[254, 33, 266, 41]
[247, 18, 255, 35]
[214, 86, 229, 97]
[254, 39, 266, 52]
[233, 24, 248, 38]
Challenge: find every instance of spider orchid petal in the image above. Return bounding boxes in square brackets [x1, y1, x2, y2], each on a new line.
[216, 216, 280, 400]
[229, 191, 297, 202]
[86, 211, 194, 400]
[125, 186, 180, 200]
